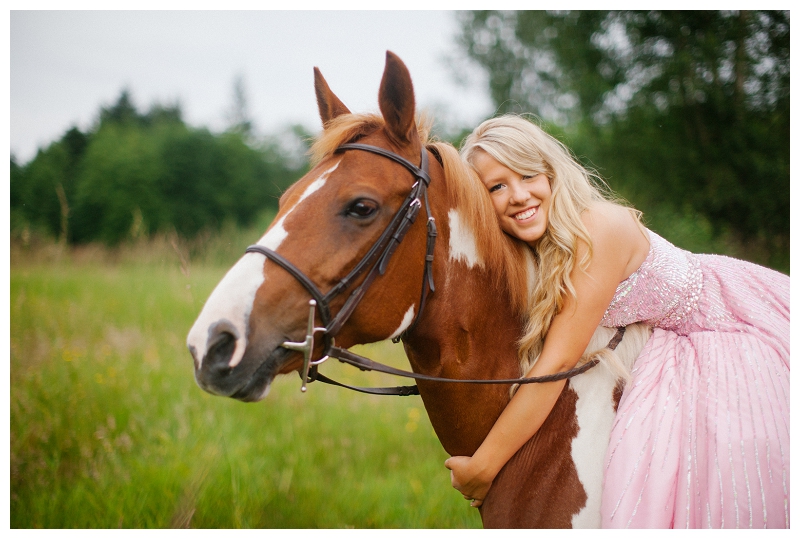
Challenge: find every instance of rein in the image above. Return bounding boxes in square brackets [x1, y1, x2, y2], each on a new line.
[246, 142, 622, 396]
[309, 325, 625, 396]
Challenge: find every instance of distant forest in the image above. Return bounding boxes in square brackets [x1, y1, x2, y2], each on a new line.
[10, 11, 788, 269]
[10, 89, 309, 245]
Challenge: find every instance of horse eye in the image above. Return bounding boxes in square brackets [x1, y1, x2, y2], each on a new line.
[346, 199, 378, 219]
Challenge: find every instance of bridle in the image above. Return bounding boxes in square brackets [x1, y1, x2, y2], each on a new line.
[245, 142, 623, 396]
[246, 142, 437, 393]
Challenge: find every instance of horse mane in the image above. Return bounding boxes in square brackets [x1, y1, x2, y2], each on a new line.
[309, 113, 388, 164]
[428, 140, 530, 316]
[309, 113, 531, 320]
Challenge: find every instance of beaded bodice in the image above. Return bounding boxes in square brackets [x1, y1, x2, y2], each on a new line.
[600, 231, 703, 332]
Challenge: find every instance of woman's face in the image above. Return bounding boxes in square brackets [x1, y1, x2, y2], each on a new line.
[473, 150, 552, 246]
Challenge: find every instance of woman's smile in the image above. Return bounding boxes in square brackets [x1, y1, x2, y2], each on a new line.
[513, 205, 538, 221]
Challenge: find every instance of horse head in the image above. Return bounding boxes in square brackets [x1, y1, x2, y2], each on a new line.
[187, 52, 440, 402]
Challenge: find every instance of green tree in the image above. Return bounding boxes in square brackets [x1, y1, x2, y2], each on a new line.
[457, 10, 789, 266]
[226, 75, 254, 138]
[11, 127, 89, 241]
[70, 122, 165, 243]
[99, 89, 140, 126]
[11, 90, 308, 245]
[10, 155, 28, 235]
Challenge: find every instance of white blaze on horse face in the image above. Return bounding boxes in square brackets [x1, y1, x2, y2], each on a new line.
[186, 161, 340, 369]
[388, 305, 416, 341]
[256, 163, 338, 250]
[447, 209, 483, 268]
[259, 215, 288, 251]
[186, 253, 266, 369]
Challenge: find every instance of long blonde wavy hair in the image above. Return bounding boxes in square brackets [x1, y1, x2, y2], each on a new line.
[461, 115, 640, 377]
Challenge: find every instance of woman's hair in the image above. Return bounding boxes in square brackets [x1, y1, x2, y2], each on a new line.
[461, 114, 640, 377]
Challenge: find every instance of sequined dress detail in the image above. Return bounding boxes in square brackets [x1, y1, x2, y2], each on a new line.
[598, 231, 789, 528]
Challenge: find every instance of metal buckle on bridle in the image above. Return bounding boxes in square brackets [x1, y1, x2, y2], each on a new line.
[280, 300, 331, 392]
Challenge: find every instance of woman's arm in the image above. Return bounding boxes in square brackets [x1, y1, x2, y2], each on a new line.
[446, 204, 647, 506]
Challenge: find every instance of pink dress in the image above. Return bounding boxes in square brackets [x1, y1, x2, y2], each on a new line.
[599, 230, 789, 528]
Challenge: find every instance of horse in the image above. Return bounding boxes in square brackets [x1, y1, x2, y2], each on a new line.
[187, 51, 651, 528]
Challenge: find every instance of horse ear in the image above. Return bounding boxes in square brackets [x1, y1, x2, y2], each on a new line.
[378, 51, 417, 146]
[314, 67, 351, 127]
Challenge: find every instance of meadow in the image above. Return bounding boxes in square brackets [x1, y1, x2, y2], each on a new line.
[10, 197, 788, 530]
[9, 219, 481, 529]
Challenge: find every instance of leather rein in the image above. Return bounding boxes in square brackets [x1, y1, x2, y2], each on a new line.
[245, 142, 624, 396]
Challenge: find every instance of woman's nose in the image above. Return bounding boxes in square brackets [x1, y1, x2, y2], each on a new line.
[508, 181, 530, 204]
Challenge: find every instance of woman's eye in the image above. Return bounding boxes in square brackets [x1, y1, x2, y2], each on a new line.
[346, 200, 378, 218]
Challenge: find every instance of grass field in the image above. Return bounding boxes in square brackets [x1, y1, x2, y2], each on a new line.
[10, 199, 788, 529]
[9, 233, 482, 529]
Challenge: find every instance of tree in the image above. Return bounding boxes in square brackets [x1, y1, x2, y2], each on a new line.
[70, 122, 165, 244]
[99, 89, 140, 126]
[10, 127, 89, 241]
[11, 89, 309, 245]
[226, 74, 253, 137]
[457, 11, 789, 265]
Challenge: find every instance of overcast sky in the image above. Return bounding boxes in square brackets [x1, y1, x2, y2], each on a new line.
[10, 10, 494, 163]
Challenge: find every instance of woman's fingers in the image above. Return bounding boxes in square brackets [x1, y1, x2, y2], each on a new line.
[446, 455, 486, 507]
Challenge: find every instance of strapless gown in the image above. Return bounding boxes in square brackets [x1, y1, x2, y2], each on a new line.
[598, 230, 789, 528]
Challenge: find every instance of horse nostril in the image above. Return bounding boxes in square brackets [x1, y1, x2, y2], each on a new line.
[206, 330, 237, 375]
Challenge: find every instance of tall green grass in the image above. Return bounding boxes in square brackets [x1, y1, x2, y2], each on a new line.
[10, 227, 481, 528]
[12, 199, 785, 529]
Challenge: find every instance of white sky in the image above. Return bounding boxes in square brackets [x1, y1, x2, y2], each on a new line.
[10, 9, 494, 164]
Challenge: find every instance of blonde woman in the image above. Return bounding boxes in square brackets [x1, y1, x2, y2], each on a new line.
[445, 115, 789, 528]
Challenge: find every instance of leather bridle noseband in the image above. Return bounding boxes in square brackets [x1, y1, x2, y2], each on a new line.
[245, 142, 623, 396]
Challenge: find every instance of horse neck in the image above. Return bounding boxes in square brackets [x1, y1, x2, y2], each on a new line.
[402, 180, 524, 456]
[400, 164, 598, 526]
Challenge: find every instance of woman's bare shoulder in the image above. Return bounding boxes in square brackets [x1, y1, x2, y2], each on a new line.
[581, 201, 649, 276]
[581, 200, 640, 236]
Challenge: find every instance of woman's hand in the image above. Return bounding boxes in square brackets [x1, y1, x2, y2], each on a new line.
[444, 456, 494, 507]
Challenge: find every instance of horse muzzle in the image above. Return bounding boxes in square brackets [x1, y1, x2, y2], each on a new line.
[188, 319, 295, 402]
